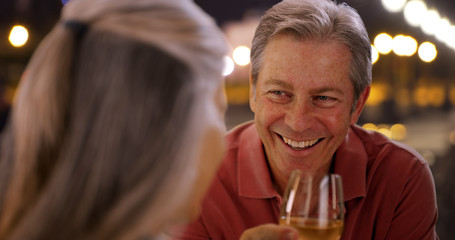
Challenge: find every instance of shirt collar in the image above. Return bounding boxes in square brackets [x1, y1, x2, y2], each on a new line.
[333, 125, 367, 201]
[237, 123, 367, 201]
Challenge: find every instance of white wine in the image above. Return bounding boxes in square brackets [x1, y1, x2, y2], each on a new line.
[279, 217, 343, 240]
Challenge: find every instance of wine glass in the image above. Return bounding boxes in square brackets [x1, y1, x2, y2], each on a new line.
[279, 170, 345, 240]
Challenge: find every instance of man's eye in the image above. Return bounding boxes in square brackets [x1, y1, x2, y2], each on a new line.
[270, 90, 286, 96]
[313, 95, 337, 107]
[316, 96, 333, 101]
[266, 90, 291, 103]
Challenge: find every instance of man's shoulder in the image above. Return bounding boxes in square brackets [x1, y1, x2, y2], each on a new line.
[211, 121, 256, 190]
[350, 124, 428, 169]
[225, 121, 256, 150]
[343, 126, 438, 240]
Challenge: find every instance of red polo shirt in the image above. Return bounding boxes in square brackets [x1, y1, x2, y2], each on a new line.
[174, 121, 438, 240]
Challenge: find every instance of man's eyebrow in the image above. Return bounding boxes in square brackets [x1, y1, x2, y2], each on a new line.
[262, 79, 346, 96]
[263, 79, 293, 89]
[311, 87, 344, 95]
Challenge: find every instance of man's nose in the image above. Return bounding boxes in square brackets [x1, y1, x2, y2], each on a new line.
[284, 99, 316, 132]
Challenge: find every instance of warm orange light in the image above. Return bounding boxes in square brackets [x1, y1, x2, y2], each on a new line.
[413, 86, 429, 107]
[391, 124, 407, 141]
[366, 83, 388, 106]
[394, 88, 411, 107]
[9, 25, 29, 47]
[232, 46, 251, 66]
[427, 86, 445, 107]
[362, 123, 378, 131]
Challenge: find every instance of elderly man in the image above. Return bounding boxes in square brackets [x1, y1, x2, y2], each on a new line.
[175, 0, 439, 239]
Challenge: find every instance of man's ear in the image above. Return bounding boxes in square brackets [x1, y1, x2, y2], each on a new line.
[350, 86, 370, 125]
[249, 71, 256, 113]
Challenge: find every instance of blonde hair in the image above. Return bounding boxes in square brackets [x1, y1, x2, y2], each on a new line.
[0, 0, 226, 239]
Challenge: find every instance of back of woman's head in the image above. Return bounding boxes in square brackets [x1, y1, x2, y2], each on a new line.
[0, 0, 226, 239]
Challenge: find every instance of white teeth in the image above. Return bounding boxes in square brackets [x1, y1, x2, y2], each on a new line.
[283, 136, 318, 149]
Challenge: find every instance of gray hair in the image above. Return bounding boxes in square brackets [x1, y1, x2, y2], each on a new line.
[0, 0, 226, 239]
[251, 0, 371, 104]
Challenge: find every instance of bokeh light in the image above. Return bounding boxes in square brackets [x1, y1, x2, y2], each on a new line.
[421, 9, 441, 36]
[404, 0, 428, 27]
[447, 26, 455, 50]
[427, 86, 445, 107]
[363, 123, 408, 141]
[394, 88, 411, 107]
[418, 42, 437, 62]
[392, 35, 418, 56]
[381, 0, 407, 13]
[8, 25, 29, 47]
[391, 124, 407, 141]
[362, 123, 378, 131]
[366, 83, 388, 106]
[436, 23, 455, 49]
[232, 46, 251, 66]
[445, 25, 455, 50]
[371, 45, 379, 64]
[378, 127, 392, 139]
[223, 56, 235, 76]
[413, 86, 430, 107]
[374, 33, 393, 54]
[434, 18, 451, 43]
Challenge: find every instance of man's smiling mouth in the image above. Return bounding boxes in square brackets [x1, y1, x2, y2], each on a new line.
[281, 135, 322, 150]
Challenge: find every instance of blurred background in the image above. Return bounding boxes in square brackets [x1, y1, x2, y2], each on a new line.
[0, 0, 454, 238]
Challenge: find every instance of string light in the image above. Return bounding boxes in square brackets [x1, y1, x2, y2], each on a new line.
[8, 25, 29, 47]
[383, 0, 455, 51]
[232, 46, 251, 66]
